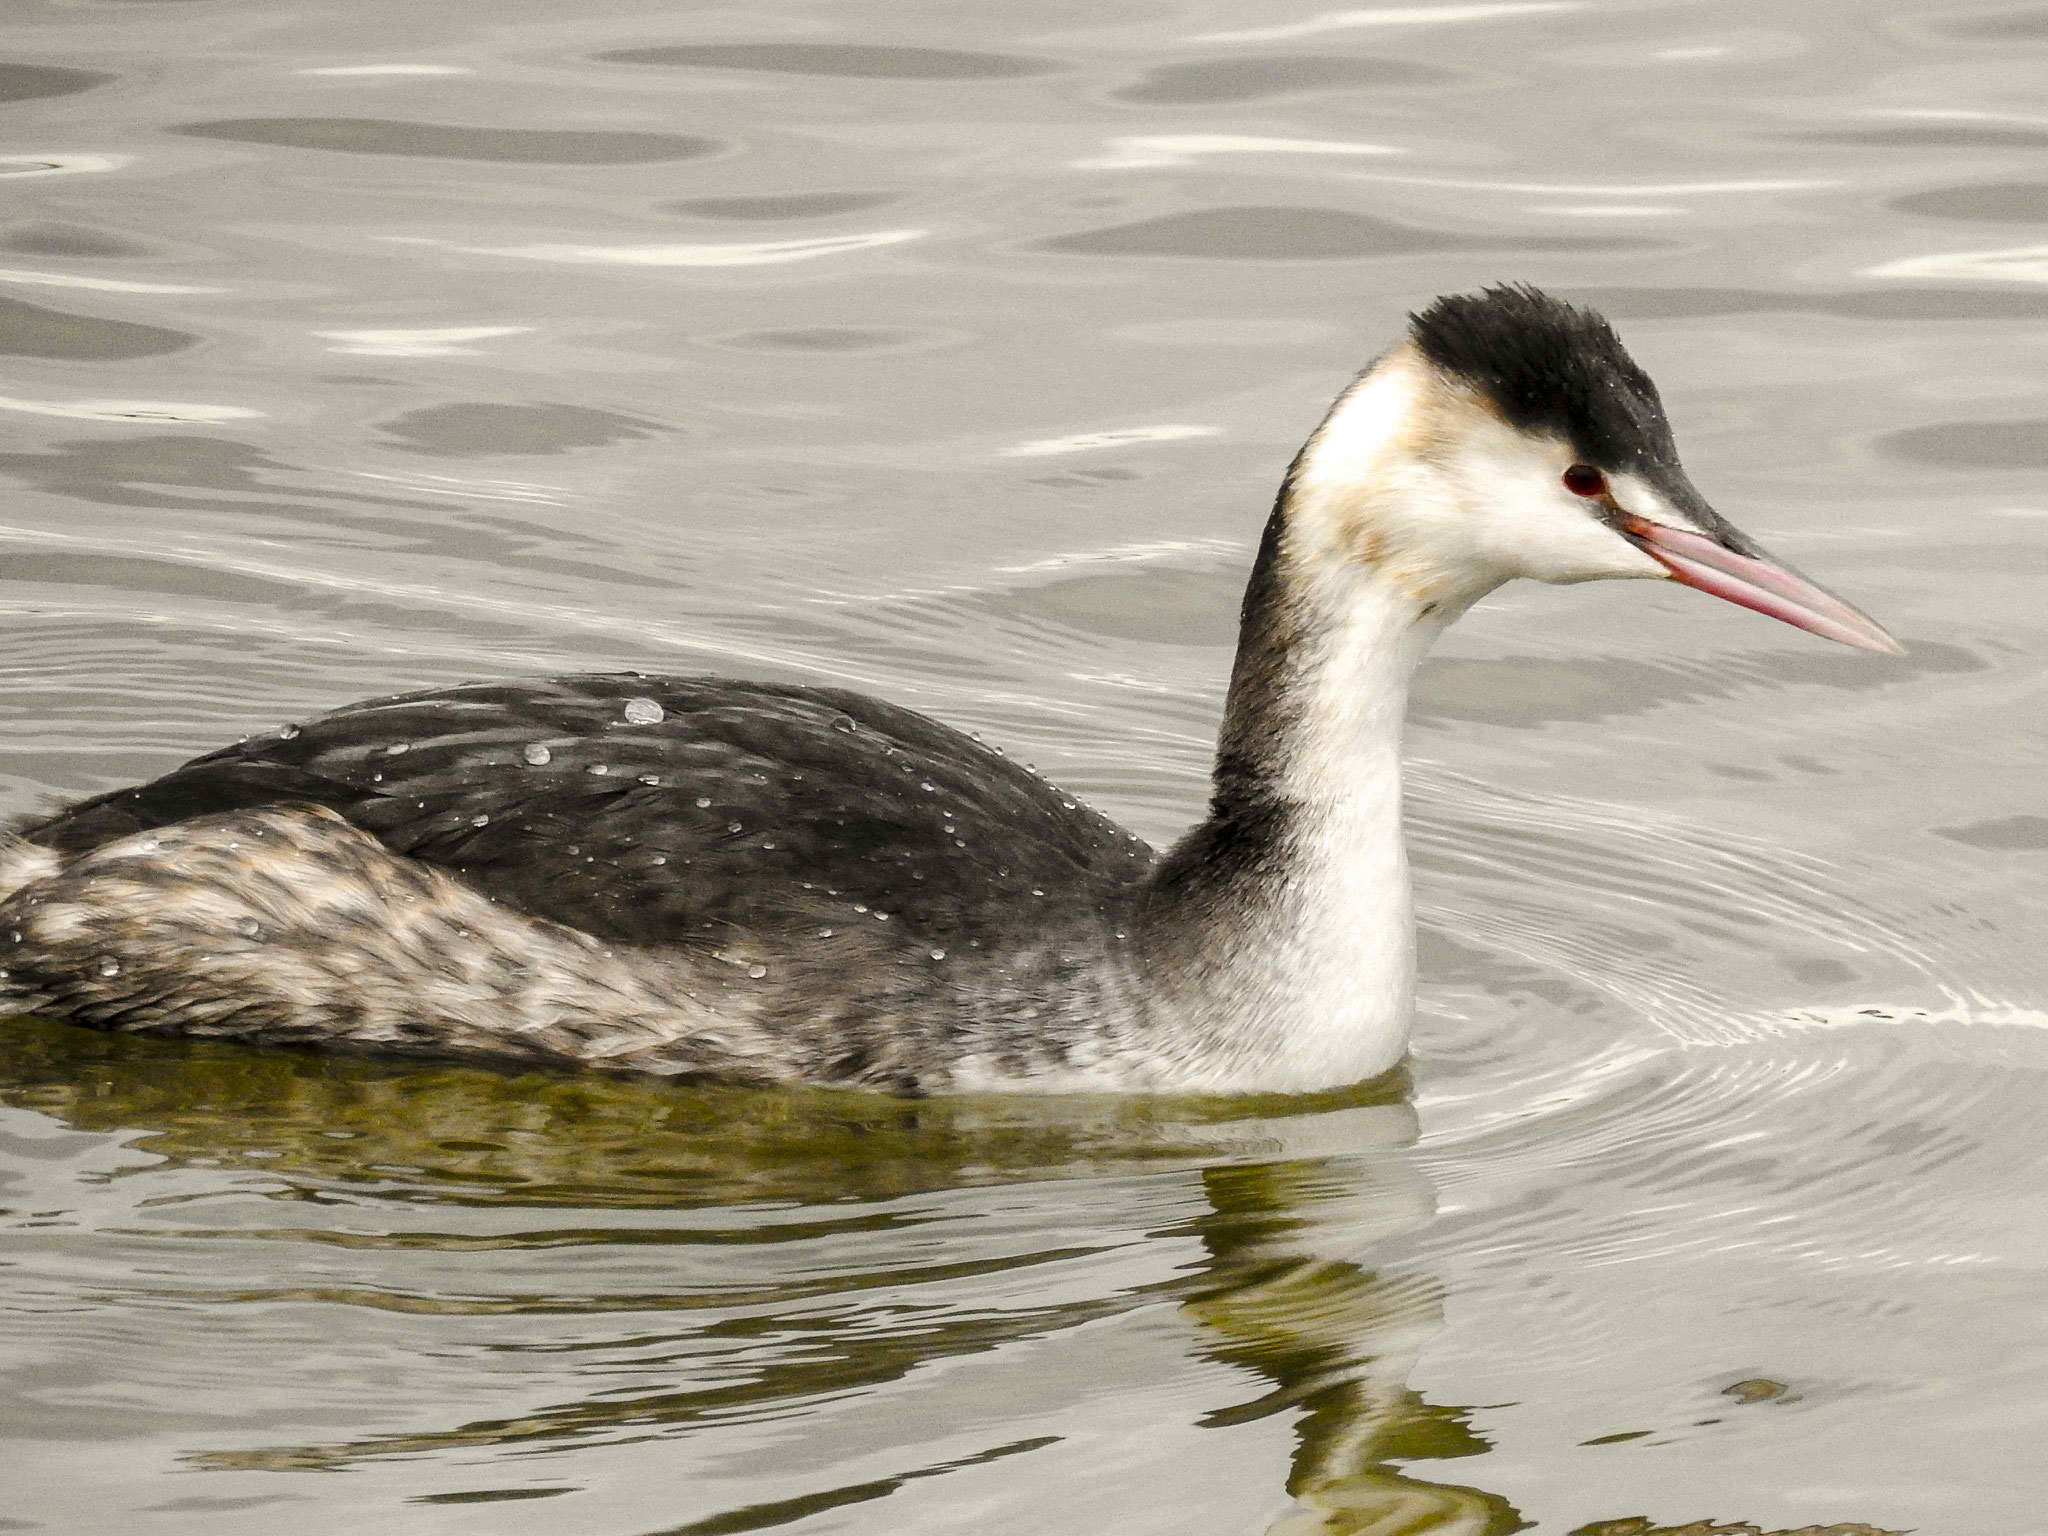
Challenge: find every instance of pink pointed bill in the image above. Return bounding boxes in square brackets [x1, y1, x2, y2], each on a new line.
[1621, 517, 1905, 656]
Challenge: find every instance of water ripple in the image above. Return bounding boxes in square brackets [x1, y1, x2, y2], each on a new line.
[1189, 3, 1583, 44]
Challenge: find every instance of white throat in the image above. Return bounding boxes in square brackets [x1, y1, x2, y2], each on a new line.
[1239, 575, 1446, 1093]
[1167, 355, 1488, 1093]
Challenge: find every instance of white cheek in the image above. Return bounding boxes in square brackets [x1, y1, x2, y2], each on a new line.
[1452, 423, 1666, 584]
[1506, 503, 1666, 583]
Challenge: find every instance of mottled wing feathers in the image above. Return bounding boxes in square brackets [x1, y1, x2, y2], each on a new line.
[23, 675, 1154, 949]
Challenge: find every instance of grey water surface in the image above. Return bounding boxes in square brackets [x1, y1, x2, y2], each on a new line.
[2, 1, 2045, 1532]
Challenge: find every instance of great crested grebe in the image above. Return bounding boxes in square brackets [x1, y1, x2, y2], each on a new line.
[0, 287, 1901, 1094]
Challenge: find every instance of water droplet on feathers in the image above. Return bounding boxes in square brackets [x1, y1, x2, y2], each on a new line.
[523, 743, 552, 766]
[623, 697, 664, 725]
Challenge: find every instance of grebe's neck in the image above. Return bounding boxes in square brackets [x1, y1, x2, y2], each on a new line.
[1138, 348, 1491, 1091]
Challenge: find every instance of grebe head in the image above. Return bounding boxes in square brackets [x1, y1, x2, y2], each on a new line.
[1286, 283, 1903, 654]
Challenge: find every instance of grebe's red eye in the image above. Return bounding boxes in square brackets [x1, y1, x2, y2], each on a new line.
[1562, 463, 1606, 498]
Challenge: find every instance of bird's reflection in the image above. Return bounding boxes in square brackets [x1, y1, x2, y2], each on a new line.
[1189, 1157, 1526, 1534]
[1, 1015, 1524, 1529]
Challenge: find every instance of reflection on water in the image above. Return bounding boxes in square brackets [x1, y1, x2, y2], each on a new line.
[1892, 179, 2048, 222]
[378, 402, 670, 457]
[0, 1014, 1418, 1209]
[0, 293, 193, 359]
[1034, 204, 1655, 259]
[6, 1017, 1482, 1527]
[3, 0, 2046, 1529]
[0, 222, 154, 258]
[1186, 1163, 1522, 1534]
[673, 191, 901, 222]
[1108, 54, 1460, 102]
[0, 64, 115, 103]
[4, 1012, 1932, 1531]
[169, 118, 725, 164]
[596, 43, 1059, 80]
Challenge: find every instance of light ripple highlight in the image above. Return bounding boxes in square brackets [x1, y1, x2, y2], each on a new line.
[1074, 135, 1399, 170]
[1191, 2, 1581, 43]
[314, 325, 534, 356]
[0, 396, 263, 423]
[1001, 425, 1220, 458]
[1866, 245, 2048, 284]
[461, 231, 926, 268]
[0, 268, 223, 295]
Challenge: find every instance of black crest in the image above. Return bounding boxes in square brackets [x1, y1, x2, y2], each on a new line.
[1410, 285, 1681, 476]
